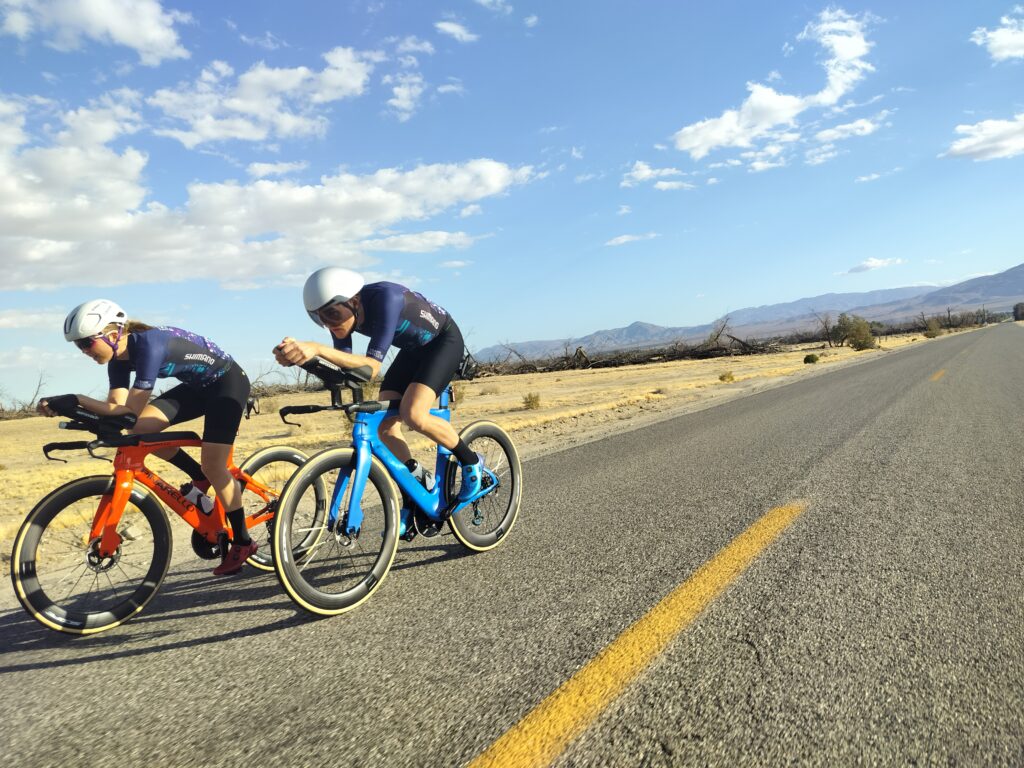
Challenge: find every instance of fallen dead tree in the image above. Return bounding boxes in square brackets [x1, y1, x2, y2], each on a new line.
[477, 332, 782, 376]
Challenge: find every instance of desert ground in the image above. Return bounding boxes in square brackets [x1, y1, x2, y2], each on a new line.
[0, 331, 951, 554]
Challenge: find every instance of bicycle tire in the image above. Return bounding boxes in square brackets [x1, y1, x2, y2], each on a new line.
[273, 447, 399, 616]
[238, 445, 326, 571]
[445, 421, 523, 552]
[10, 475, 172, 635]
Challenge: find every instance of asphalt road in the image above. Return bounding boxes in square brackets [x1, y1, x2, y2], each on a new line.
[2, 323, 1023, 766]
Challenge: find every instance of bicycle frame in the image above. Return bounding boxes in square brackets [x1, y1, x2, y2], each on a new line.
[91, 437, 275, 558]
[330, 387, 454, 536]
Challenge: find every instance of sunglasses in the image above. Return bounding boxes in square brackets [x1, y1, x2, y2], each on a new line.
[317, 302, 353, 324]
[73, 336, 100, 350]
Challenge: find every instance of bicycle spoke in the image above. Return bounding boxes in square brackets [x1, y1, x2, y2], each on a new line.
[103, 569, 126, 600]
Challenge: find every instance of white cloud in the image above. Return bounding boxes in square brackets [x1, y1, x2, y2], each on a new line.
[359, 231, 475, 252]
[605, 233, 658, 246]
[396, 35, 435, 55]
[524, 15, 538, 28]
[749, 158, 787, 172]
[383, 72, 425, 121]
[0, 345, 73, 369]
[805, 143, 839, 165]
[0, 99, 536, 290]
[814, 113, 885, 142]
[706, 177, 720, 185]
[672, 8, 874, 161]
[1, 0, 191, 66]
[742, 143, 790, 171]
[571, 146, 583, 159]
[460, 204, 482, 217]
[574, 172, 600, 183]
[474, 0, 513, 14]
[239, 30, 287, 51]
[847, 257, 904, 274]
[971, 9, 1024, 61]
[436, 21, 478, 43]
[0, 308, 65, 329]
[617, 205, 631, 215]
[673, 83, 804, 160]
[944, 112, 1024, 160]
[621, 160, 683, 187]
[437, 79, 465, 95]
[247, 161, 308, 178]
[654, 180, 695, 190]
[148, 48, 381, 147]
[854, 166, 901, 182]
[440, 260, 472, 268]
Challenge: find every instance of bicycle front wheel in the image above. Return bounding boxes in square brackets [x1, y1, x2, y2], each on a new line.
[446, 421, 523, 552]
[273, 447, 399, 616]
[10, 476, 172, 634]
[239, 446, 326, 571]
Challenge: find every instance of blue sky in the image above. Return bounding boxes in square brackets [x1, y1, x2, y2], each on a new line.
[1, 1, 1022, 402]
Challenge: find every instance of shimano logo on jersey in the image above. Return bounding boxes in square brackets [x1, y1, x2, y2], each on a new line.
[419, 310, 440, 330]
[184, 353, 216, 365]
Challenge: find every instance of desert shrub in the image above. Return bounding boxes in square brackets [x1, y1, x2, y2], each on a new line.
[651, 388, 668, 395]
[804, 354, 819, 364]
[718, 371, 735, 383]
[522, 392, 541, 410]
[847, 317, 877, 351]
[923, 318, 943, 339]
[480, 385, 500, 395]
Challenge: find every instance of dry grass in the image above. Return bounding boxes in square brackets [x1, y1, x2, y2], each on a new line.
[0, 331, 952, 551]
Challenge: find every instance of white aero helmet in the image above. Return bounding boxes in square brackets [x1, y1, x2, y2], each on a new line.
[63, 299, 127, 341]
[303, 267, 365, 326]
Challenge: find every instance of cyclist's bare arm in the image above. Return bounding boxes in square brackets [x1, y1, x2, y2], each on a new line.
[76, 388, 151, 417]
[274, 337, 381, 379]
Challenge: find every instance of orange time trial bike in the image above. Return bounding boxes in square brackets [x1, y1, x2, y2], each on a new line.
[10, 401, 326, 634]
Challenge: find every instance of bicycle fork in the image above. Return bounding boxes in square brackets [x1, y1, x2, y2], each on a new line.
[90, 469, 133, 558]
[327, 439, 375, 540]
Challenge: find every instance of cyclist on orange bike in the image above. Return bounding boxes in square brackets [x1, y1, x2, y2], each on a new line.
[37, 299, 257, 575]
[273, 268, 484, 530]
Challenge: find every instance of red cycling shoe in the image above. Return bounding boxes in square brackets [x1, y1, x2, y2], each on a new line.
[213, 540, 259, 576]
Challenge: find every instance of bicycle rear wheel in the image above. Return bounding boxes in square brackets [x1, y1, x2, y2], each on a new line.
[10, 476, 172, 634]
[446, 421, 523, 552]
[273, 447, 399, 616]
[239, 446, 325, 570]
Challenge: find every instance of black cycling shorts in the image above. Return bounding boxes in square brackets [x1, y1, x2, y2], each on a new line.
[150, 364, 250, 445]
[380, 319, 464, 396]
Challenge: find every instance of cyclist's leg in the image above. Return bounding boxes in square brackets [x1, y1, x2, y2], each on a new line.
[394, 320, 464, 449]
[400, 383, 459, 446]
[377, 349, 418, 462]
[144, 385, 207, 482]
[405, 320, 489, 500]
[197, 367, 256, 573]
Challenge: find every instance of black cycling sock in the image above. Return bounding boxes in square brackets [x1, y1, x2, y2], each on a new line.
[452, 440, 478, 465]
[167, 449, 208, 488]
[226, 509, 251, 545]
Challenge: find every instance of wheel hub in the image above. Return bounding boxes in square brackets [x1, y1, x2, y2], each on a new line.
[86, 536, 121, 572]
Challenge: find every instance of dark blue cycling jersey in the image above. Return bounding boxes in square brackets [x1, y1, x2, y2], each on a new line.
[108, 327, 233, 391]
[332, 282, 450, 362]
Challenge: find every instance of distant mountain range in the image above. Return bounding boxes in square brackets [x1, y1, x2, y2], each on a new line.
[475, 262, 1024, 362]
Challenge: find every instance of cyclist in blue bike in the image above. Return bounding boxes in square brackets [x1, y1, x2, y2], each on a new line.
[273, 268, 484, 525]
[37, 299, 257, 575]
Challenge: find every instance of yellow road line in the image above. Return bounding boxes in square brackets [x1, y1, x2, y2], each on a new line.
[468, 500, 809, 768]
[930, 369, 946, 382]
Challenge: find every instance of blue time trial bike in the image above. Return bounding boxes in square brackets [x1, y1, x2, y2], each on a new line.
[271, 358, 522, 616]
